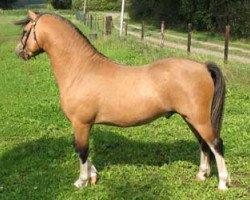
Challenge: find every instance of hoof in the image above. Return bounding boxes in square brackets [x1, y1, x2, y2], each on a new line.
[74, 179, 88, 188]
[218, 185, 228, 191]
[218, 175, 231, 191]
[196, 175, 206, 181]
[218, 180, 229, 191]
[90, 175, 97, 185]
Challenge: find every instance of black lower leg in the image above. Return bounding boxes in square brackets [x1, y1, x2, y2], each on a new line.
[73, 138, 89, 164]
[201, 140, 214, 161]
[213, 138, 224, 157]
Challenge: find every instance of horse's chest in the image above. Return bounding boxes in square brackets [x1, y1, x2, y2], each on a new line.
[60, 93, 97, 122]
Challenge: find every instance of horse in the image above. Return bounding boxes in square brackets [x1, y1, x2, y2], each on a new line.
[15, 10, 230, 190]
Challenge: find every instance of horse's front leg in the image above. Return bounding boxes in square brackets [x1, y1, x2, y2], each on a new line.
[72, 122, 98, 188]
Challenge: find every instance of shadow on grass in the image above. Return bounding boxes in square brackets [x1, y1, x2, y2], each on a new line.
[0, 128, 199, 199]
[91, 128, 199, 170]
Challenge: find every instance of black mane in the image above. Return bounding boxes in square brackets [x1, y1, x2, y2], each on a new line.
[14, 17, 31, 26]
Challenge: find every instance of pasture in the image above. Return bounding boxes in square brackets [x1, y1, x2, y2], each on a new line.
[0, 10, 249, 199]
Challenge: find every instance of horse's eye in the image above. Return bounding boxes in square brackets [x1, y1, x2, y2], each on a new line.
[22, 30, 27, 35]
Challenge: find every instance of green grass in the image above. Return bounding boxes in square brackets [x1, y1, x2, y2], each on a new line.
[0, 11, 249, 200]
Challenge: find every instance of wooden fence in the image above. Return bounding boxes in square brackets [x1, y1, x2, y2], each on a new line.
[75, 12, 113, 37]
[75, 12, 231, 64]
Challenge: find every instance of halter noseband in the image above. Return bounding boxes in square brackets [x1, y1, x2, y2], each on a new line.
[21, 15, 42, 50]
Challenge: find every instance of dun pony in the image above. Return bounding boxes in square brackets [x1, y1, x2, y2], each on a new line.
[15, 10, 230, 190]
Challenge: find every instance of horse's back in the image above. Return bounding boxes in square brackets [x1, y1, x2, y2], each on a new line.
[94, 58, 214, 126]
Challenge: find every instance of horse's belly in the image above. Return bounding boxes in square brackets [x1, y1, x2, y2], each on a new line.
[95, 98, 167, 127]
[93, 71, 171, 126]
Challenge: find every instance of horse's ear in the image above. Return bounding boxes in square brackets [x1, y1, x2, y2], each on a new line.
[28, 10, 37, 20]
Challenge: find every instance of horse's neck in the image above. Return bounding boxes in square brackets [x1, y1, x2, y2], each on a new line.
[43, 21, 104, 93]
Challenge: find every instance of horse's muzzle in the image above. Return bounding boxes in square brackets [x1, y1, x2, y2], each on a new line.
[15, 43, 31, 60]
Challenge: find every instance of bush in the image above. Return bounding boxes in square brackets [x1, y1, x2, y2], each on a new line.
[48, 0, 72, 9]
[129, 0, 250, 38]
[0, 0, 17, 9]
[72, 0, 121, 11]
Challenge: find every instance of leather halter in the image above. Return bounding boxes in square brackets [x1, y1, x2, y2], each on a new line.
[21, 15, 42, 50]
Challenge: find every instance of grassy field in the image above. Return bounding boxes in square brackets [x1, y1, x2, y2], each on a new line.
[0, 10, 249, 200]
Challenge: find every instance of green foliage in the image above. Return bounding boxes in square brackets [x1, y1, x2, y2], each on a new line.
[72, 0, 121, 11]
[129, 0, 180, 23]
[48, 0, 72, 9]
[210, 0, 250, 38]
[129, 0, 250, 38]
[0, 0, 18, 9]
[179, 0, 211, 30]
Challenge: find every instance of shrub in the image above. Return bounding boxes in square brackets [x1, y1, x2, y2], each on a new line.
[0, 0, 17, 9]
[129, 0, 250, 38]
[48, 0, 72, 9]
[72, 0, 121, 11]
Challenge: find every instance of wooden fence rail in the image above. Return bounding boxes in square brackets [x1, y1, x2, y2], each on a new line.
[75, 11, 114, 38]
[75, 12, 233, 64]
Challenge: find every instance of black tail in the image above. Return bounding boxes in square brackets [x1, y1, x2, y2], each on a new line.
[206, 62, 226, 138]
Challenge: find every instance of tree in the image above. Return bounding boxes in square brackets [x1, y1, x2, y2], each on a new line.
[72, 0, 121, 11]
[211, 0, 250, 38]
[0, 0, 18, 9]
[129, 0, 180, 24]
[48, 0, 72, 9]
[129, 0, 250, 38]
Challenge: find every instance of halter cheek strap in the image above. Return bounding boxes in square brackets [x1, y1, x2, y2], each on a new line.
[22, 15, 42, 50]
[21, 28, 32, 49]
[31, 18, 41, 49]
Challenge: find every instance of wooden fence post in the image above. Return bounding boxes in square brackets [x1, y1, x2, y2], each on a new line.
[86, 13, 89, 27]
[187, 23, 192, 54]
[161, 20, 165, 47]
[102, 17, 105, 35]
[123, 21, 128, 36]
[83, 13, 86, 25]
[141, 21, 145, 41]
[125, 21, 128, 36]
[90, 15, 93, 30]
[105, 16, 112, 35]
[224, 25, 230, 64]
[95, 15, 99, 34]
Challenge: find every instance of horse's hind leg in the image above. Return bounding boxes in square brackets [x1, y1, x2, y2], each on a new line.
[72, 122, 97, 188]
[208, 138, 229, 190]
[186, 119, 229, 190]
[185, 121, 212, 181]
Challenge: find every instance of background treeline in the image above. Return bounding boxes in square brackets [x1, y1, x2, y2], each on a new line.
[71, 0, 250, 38]
[0, 0, 18, 9]
[48, 0, 72, 9]
[129, 0, 250, 38]
[72, 0, 122, 11]
[0, 0, 45, 8]
[1, 0, 249, 38]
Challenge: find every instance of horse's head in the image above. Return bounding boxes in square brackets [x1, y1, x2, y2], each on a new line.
[15, 10, 44, 60]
